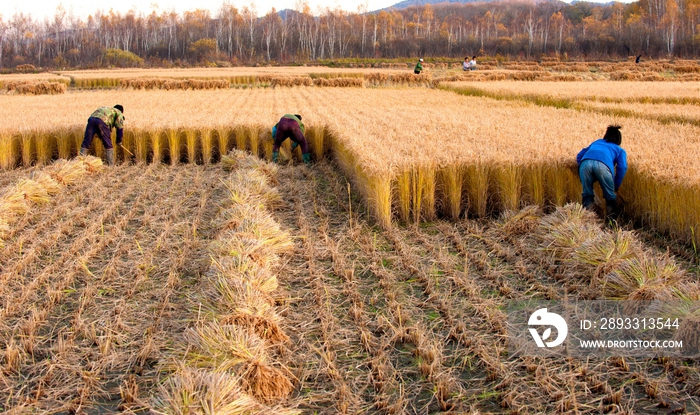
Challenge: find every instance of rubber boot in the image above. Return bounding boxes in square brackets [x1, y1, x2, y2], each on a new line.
[79, 147, 89, 156]
[272, 151, 279, 163]
[105, 148, 115, 166]
[605, 198, 620, 223]
[581, 194, 595, 210]
[302, 153, 311, 165]
[291, 142, 299, 151]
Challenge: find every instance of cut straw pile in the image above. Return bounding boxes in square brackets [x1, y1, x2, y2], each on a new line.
[499, 204, 692, 301]
[499, 203, 700, 353]
[0, 156, 103, 246]
[154, 150, 297, 413]
[3, 80, 67, 95]
[120, 78, 229, 90]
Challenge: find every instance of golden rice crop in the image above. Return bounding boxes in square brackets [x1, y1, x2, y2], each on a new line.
[0, 86, 698, 246]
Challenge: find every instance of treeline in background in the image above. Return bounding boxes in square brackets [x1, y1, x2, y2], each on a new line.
[0, 0, 697, 70]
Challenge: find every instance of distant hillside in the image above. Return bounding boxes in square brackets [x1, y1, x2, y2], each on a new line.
[382, 0, 612, 10]
[384, 0, 497, 9]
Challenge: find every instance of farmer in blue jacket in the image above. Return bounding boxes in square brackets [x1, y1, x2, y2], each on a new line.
[577, 125, 628, 221]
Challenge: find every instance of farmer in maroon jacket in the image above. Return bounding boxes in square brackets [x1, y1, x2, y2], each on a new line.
[271, 114, 310, 164]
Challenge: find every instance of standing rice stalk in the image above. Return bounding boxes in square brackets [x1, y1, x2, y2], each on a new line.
[307, 125, 326, 159]
[493, 162, 522, 212]
[234, 126, 248, 152]
[166, 128, 182, 165]
[438, 164, 464, 220]
[20, 130, 33, 167]
[73, 128, 84, 155]
[185, 130, 199, 164]
[411, 167, 426, 223]
[151, 129, 164, 164]
[420, 165, 436, 221]
[546, 162, 569, 206]
[465, 163, 490, 218]
[56, 128, 73, 160]
[0, 133, 17, 170]
[201, 129, 214, 165]
[261, 128, 274, 161]
[248, 125, 261, 157]
[185, 130, 200, 164]
[523, 163, 545, 206]
[135, 130, 149, 163]
[395, 171, 411, 223]
[36, 130, 56, 165]
[121, 130, 136, 164]
[217, 126, 232, 160]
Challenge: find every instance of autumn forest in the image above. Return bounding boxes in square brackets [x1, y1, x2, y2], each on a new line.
[0, 0, 696, 71]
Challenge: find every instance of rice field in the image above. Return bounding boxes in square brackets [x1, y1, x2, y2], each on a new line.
[1, 85, 698, 246]
[444, 80, 700, 103]
[0, 153, 697, 413]
[0, 70, 698, 412]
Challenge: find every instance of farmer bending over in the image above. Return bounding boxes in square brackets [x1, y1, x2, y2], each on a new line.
[80, 105, 125, 166]
[272, 114, 310, 164]
[576, 125, 628, 222]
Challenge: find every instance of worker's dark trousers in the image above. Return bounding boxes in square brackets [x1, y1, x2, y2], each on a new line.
[273, 117, 308, 154]
[82, 117, 114, 150]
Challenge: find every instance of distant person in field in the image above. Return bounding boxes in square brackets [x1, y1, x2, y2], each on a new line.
[462, 57, 470, 71]
[576, 125, 628, 222]
[80, 105, 125, 166]
[635, 54, 642, 64]
[271, 114, 310, 165]
[469, 56, 477, 70]
[414, 58, 424, 74]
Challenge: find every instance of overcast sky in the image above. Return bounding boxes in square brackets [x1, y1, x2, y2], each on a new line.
[1, 0, 398, 21]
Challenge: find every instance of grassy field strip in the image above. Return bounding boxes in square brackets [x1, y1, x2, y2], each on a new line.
[0, 165, 228, 412]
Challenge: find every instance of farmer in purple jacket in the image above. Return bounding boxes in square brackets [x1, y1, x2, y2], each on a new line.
[577, 125, 628, 221]
[271, 114, 310, 164]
